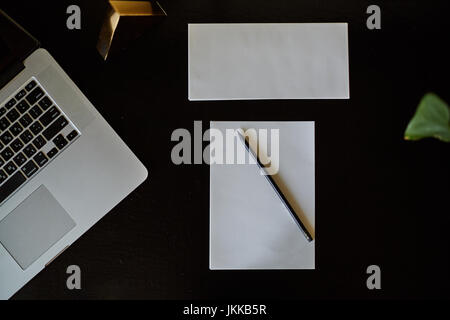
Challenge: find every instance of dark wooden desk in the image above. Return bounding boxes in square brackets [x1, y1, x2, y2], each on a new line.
[2, 0, 449, 299]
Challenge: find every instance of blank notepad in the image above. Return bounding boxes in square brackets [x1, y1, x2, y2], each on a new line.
[209, 122, 315, 270]
[188, 23, 349, 100]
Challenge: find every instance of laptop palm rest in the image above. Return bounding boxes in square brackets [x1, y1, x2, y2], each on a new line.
[0, 185, 75, 270]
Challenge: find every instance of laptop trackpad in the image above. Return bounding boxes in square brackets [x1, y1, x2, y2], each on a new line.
[0, 186, 75, 270]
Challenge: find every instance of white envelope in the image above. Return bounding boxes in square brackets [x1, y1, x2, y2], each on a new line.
[189, 23, 349, 100]
[210, 122, 315, 269]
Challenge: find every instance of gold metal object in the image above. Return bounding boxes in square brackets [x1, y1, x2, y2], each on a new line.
[97, 1, 167, 60]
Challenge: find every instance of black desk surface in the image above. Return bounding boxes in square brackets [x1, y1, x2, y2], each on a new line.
[2, 0, 449, 299]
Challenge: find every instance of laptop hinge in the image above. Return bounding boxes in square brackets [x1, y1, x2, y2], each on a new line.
[0, 61, 25, 90]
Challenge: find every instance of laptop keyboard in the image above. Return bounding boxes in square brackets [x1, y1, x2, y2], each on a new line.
[0, 78, 80, 204]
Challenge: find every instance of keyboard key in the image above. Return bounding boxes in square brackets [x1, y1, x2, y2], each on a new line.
[20, 130, 34, 144]
[0, 169, 7, 184]
[30, 121, 43, 135]
[13, 152, 27, 167]
[0, 157, 4, 167]
[29, 105, 43, 119]
[10, 138, 24, 152]
[4, 161, 17, 175]
[53, 134, 68, 150]
[15, 89, 27, 100]
[0, 107, 6, 117]
[47, 147, 58, 159]
[0, 140, 3, 151]
[6, 108, 20, 122]
[32, 135, 46, 149]
[33, 151, 48, 167]
[16, 100, 30, 113]
[43, 116, 68, 141]
[23, 144, 37, 158]
[19, 114, 33, 127]
[38, 96, 52, 110]
[67, 130, 78, 141]
[26, 87, 44, 105]
[0, 117, 10, 130]
[0, 171, 26, 203]
[21, 160, 38, 178]
[0, 131, 13, 145]
[39, 106, 60, 126]
[25, 80, 37, 91]
[5, 98, 16, 109]
[9, 123, 23, 136]
[1, 146, 14, 161]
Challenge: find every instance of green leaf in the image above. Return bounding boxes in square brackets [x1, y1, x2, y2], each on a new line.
[404, 93, 450, 142]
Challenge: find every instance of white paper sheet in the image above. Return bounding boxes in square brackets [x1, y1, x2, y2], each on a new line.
[210, 122, 315, 269]
[189, 23, 349, 100]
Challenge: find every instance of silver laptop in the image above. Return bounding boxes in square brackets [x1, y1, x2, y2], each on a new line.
[0, 10, 147, 299]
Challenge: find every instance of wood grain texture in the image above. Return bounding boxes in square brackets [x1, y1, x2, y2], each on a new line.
[1, 0, 448, 299]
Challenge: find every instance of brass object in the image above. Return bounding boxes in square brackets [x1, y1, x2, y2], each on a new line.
[97, 1, 166, 60]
